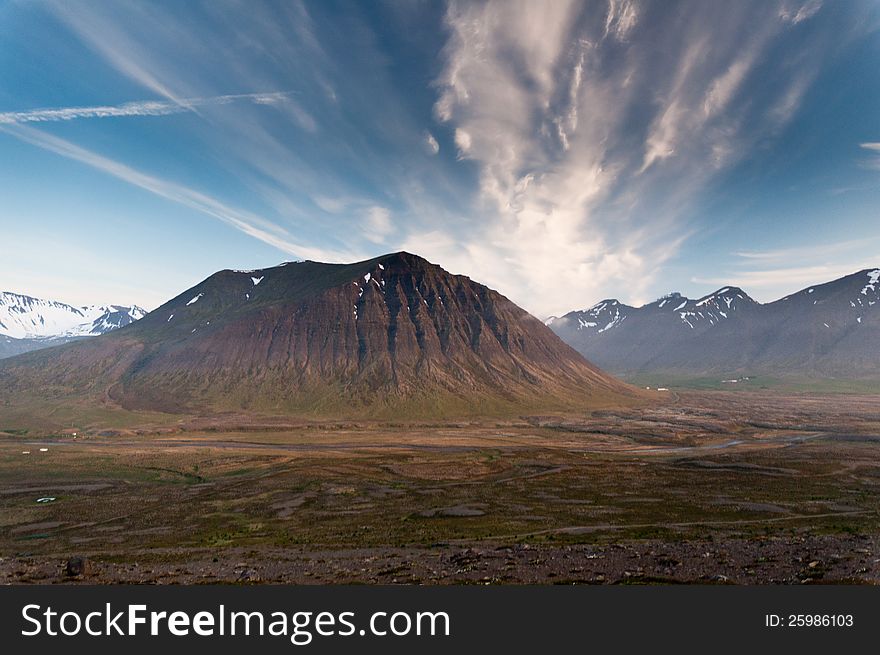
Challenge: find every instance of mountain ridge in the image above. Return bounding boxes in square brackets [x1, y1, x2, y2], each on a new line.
[549, 268, 880, 381]
[0, 251, 640, 418]
[0, 291, 145, 359]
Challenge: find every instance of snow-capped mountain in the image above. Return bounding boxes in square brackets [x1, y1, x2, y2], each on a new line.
[549, 288, 757, 338]
[549, 269, 880, 380]
[546, 299, 630, 334]
[0, 292, 145, 359]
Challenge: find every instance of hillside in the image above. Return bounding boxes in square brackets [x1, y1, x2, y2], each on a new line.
[0, 252, 638, 418]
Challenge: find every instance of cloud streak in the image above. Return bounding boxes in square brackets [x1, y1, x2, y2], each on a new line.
[861, 142, 880, 170]
[37, 0, 456, 265]
[693, 263, 875, 294]
[692, 237, 880, 299]
[0, 92, 293, 125]
[779, 0, 823, 25]
[1, 123, 355, 263]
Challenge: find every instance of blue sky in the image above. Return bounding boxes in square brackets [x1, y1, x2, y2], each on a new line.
[1, 0, 878, 317]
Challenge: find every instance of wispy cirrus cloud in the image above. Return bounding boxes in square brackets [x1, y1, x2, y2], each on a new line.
[779, 0, 823, 25]
[0, 123, 356, 263]
[693, 263, 875, 294]
[424, 132, 440, 155]
[363, 206, 394, 244]
[0, 92, 294, 125]
[36, 0, 452, 264]
[861, 142, 880, 170]
[692, 236, 879, 297]
[418, 0, 838, 315]
[5, 0, 872, 315]
[603, 0, 640, 41]
[734, 239, 877, 264]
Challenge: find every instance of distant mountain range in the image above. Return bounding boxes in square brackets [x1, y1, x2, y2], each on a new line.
[547, 268, 880, 382]
[0, 292, 145, 359]
[0, 252, 636, 417]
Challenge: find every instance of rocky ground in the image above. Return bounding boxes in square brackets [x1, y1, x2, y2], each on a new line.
[3, 534, 878, 584]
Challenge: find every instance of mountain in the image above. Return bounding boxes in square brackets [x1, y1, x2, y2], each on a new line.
[548, 268, 880, 382]
[0, 292, 145, 359]
[0, 252, 638, 417]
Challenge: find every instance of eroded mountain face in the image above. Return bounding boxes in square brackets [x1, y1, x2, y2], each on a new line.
[0, 252, 636, 415]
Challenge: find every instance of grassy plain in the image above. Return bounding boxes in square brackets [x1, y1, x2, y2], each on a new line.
[1, 390, 879, 584]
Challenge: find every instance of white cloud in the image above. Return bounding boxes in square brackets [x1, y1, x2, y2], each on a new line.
[640, 11, 808, 174]
[425, 131, 440, 155]
[861, 142, 880, 171]
[364, 206, 394, 243]
[693, 263, 873, 293]
[18, 0, 857, 316]
[47, 0, 191, 106]
[768, 71, 816, 126]
[779, 0, 823, 25]
[453, 129, 471, 157]
[428, 0, 669, 316]
[603, 0, 639, 41]
[692, 237, 879, 301]
[312, 195, 352, 214]
[733, 238, 880, 265]
[430, 1, 813, 316]
[421, 0, 841, 316]
[703, 55, 756, 119]
[39, 0, 448, 264]
[272, 98, 318, 133]
[0, 92, 297, 125]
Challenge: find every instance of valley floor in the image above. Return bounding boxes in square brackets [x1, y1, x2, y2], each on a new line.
[2, 391, 879, 584]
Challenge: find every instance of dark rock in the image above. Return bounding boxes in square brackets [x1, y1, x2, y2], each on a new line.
[64, 557, 91, 577]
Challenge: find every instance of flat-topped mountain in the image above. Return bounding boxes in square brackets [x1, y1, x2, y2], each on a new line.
[548, 268, 880, 381]
[0, 252, 637, 416]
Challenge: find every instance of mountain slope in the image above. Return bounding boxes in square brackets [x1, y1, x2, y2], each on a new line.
[0, 252, 638, 417]
[549, 269, 880, 381]
[0, 292, 145, 359]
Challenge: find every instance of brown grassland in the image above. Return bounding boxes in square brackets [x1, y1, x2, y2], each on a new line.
[1, 389, 879, 584]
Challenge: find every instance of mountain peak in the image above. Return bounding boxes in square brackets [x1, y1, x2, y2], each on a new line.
[224, 252, 440, 283]
[587, 299, 622, 311]
[0, 291, 144, 341]
[693, 286, 754, 306]
[649, 292, 685, 308]
[548, 266, 880, 380]
[2, 252, 637, 415]
[712, 286, 746, 295]
[378, 250, 429, 264]
[362, 251, 439, 275]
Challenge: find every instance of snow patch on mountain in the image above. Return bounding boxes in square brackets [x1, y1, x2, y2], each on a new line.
[861, 269, 880, 296]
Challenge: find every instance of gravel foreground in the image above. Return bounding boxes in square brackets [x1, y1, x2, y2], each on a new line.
[4, 534, 878, 585]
